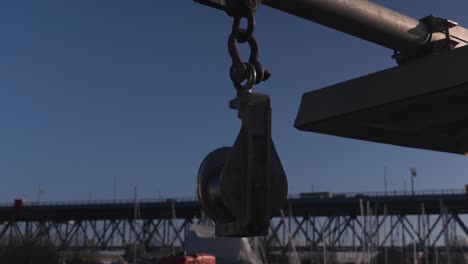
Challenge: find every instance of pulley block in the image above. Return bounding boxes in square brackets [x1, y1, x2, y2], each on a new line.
[197, 92, 288, 237]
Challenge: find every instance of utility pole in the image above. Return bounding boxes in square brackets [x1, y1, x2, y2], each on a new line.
[171, 199, 176, 256]
[410, 168, 417, 195]
[37, 184, 45, 204]
[384, 167, 388, 196]
[133, 185, 138, 264]
[441, 200, 452, 264]
[403, 179, 408, 195]
[113, 176, 117, 202]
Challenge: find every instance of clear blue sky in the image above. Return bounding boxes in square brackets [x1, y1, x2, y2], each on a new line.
[1, 0, 468, 202]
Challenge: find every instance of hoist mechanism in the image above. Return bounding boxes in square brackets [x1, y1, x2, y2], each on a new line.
[195, 0, 287, 237]
[195, 0, 468, 236]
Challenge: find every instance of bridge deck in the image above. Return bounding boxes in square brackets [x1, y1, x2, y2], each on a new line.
[1, 191, 466, 222]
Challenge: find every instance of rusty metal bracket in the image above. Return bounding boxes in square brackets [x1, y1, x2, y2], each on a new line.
[421, 15, 460, 51]
[394, 15, 461, 64]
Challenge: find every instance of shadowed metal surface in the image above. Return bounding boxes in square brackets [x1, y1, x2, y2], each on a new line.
[295, 45, 468, 154]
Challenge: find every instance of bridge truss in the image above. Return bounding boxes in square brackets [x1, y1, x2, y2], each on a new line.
[1, 191, 468, 258]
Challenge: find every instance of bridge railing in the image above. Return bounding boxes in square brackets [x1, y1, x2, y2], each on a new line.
[0, 197, 197, 207]
[348, 188, 464, 197]
[0, 189, 465, 207]
[287, 188, 465, 199]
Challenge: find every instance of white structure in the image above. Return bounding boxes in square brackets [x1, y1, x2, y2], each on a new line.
[186, 224, 264, 264]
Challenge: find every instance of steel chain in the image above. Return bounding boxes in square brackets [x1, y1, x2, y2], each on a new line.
[227, 4, 270, 93]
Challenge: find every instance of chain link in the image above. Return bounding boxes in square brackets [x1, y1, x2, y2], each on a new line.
[227, 3, 270, 93]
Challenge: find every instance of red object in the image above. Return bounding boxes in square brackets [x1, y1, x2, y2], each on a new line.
[160, 254, 215, 264]
[14, 199, 25, 208]
[193, 254, 216, 264]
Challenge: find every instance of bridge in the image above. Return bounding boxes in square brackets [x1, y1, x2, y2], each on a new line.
[1, 190, 468, 255]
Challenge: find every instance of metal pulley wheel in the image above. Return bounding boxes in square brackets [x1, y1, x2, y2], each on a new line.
[197, 147, 233, 223]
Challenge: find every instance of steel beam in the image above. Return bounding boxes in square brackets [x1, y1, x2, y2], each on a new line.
[262, 0, 437, 54]
[196, 0, 468, 55]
